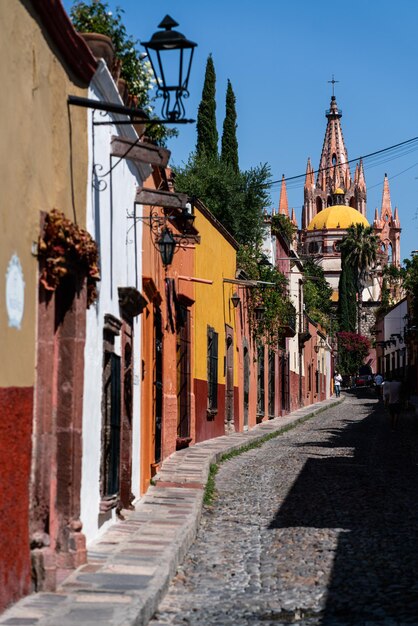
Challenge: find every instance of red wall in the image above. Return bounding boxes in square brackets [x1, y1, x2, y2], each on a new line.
[0, 387, 33, 611]
[194, 379, 226, 443]
[289, 370, 301, 413]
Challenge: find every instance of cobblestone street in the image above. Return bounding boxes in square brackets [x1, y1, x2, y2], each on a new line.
[150, 392, 418, 626]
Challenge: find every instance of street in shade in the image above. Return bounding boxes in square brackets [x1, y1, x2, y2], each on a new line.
[151, 391, 418, 625]
[270, 390, 418, 624]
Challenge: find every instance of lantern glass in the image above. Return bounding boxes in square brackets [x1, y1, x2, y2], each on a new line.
[142, 15, 196, 121]
[158, 228, 176, 267]
[231, 293, 241, 308]
[254, 305, 265, 321]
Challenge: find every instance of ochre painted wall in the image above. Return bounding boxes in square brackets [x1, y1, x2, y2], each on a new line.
[0, 1, 89, 387]
[0, 1, 91, 611]
[193, 206, 238, 442]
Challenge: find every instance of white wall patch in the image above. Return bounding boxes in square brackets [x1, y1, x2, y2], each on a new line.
[6, 254, 25, 329]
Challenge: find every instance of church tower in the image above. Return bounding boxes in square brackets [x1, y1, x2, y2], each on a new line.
[296, 92, 401, 301]
[301, 95, 367, 231]
[372, 174, 401, 268]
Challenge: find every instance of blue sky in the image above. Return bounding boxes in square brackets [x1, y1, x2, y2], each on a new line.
[64, 0, 418, 259]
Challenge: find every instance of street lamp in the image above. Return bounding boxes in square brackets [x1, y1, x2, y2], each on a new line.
[142, 15, 197, 122]
[231, 292, 241, 308]
[157, 227, 176, 267]
[69, 16, 196, 127]
[254, 305, 265, 321]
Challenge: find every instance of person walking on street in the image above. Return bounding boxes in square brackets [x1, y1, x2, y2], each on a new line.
[334, 371, 342, 397]
[387, 378, 403, 431]
[374, 372, 383, 399]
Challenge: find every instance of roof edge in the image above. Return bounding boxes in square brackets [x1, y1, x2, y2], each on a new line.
[30, 0, 97, 85]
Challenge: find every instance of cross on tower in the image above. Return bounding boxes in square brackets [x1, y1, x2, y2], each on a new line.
[328, 74, 339, 97]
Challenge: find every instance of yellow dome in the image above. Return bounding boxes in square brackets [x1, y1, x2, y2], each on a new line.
[307, 205, 369, 231]
[334, 187, 345, 194]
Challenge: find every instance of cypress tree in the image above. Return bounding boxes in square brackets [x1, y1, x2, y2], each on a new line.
[221, 79, 239, 173]
[196, 55, 218, 158]
[337, 251, 357, 332]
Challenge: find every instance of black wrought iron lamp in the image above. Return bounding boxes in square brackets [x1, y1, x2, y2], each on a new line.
[142, 15, 197, 122]
[231, 292, 241, 308]
[69, 15, 197, 126]
[254, 305, 265, 321]
[157, 227, 177, 267]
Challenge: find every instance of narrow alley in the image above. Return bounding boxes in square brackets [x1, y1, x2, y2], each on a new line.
[150, 391, 418, 626]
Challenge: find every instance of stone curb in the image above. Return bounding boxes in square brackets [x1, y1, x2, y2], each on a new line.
[0, 396, 344, 626]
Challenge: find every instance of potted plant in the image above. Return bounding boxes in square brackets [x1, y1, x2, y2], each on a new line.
[37, 209, 100, 307]
[70, 1, 155, 103]
[69, 1, 176, 145]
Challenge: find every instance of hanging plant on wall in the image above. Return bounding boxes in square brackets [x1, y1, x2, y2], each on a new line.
[37, 209, 100, 307]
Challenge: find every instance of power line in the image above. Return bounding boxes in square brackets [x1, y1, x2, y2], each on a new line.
[267, 134, 418, 189]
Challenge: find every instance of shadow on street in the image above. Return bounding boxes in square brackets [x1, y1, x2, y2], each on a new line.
[269, 391, 418, 624]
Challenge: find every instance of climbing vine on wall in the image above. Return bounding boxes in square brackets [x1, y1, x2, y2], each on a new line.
[237, 244, 293, 345]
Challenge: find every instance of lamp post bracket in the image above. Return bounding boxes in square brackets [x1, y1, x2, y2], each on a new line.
[136, 188, 188, 209]
[111, 136, 170, 167]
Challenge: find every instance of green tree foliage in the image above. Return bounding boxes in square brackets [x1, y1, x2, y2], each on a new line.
[271, 214, 297, 244]
[175, 56, 271, 246]
[221, 80, 239, 174]
[173, 153, 270, 246]
[403, 255, 418, 325]
[337, 331, 371, 375]
[339, 224, 378, 293]
[337, 250, 357, 332]
[69, 1, 176, 144]
[196, 55, 218, 158]
[302, 259, 333, 330]
[237, 245, 293, 344]
[339, 224, 378, 330]
[376, 264, 403, 316]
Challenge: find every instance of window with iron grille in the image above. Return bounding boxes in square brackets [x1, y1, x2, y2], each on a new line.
[257, 344, 265, 417]
[101, 314, 122, 505]
[268, 350, 275, 418]
[207, 326, 218, 414]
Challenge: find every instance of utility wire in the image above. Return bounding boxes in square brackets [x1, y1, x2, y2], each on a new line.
[266, 134, 418, 189]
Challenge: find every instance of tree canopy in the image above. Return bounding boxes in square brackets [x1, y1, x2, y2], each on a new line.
[221, 80, 239, 174]
[337, 249, 357, 332]
[196, 55, 218, 158]
[339, 224, 379, 293]
[174, 56, 271, 246]
[173, 153, 270, 245]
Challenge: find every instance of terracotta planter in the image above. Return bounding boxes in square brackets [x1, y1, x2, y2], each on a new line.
[80, 32, 115, 72]
[117, 78, 129, 105]
[125, 94, 146, 137]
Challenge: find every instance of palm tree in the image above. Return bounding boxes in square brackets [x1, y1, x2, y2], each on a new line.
[339, 224, 379, 333]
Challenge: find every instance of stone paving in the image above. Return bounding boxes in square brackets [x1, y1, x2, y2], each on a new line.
[0, 396, 342, 626]
[150, 391, 418, 626]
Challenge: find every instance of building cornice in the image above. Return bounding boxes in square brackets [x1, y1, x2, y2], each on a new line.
[30, 0, 97, 85]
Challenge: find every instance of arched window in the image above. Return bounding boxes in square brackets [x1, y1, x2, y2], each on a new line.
[350, 196, 356, 209]
[388, 242, 393, 264]
[327, 195, 332, 207]
[332, 154, 337, 165]
[316, 197, 323, 213]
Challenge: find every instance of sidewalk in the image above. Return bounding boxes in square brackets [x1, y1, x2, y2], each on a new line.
[0, 396, 343, 626]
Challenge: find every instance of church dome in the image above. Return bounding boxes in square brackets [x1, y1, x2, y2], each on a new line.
[307, 205, 369, 231]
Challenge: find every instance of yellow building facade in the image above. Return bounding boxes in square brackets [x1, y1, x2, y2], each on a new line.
[193, 201, 239, 442]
